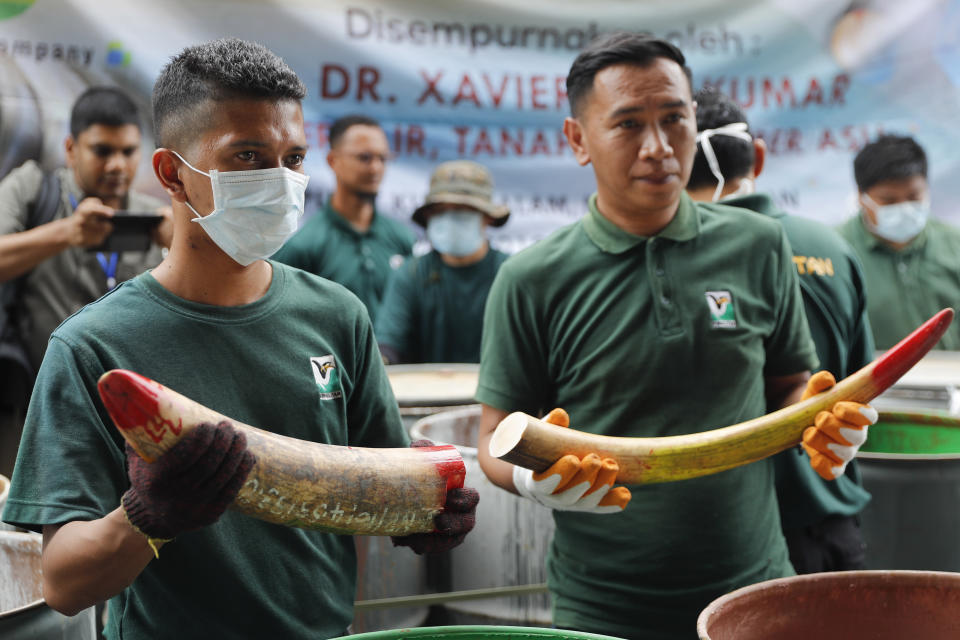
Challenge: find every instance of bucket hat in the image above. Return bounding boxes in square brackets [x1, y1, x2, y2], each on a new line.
[412, 160, 510, 227]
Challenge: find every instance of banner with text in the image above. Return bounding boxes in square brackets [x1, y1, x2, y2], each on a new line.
[2, 0, 958, 250]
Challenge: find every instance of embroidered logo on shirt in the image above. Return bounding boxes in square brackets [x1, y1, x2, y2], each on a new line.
[310, 355, 343, 400]
[705, 291, 737, 329]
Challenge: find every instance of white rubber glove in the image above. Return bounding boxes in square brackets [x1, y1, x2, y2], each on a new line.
[512, 456, 628, 514]
[510, 408, 630, 514]
[801, 370, 879, 480]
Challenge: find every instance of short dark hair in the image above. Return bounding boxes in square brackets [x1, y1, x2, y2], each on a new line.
[152, 38, 307, 149]
[854, 134, 928, 192]
[688, 86, 755, 190]
[329, 114, 382, 148]
[69, 86, 141, 139]
[566, 32, 693, 117]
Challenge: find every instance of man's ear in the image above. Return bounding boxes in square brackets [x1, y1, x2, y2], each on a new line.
[153, 149, 187, 202]
[64, 136, 76, 168]
[752, 138, 766, 179]
[326, 149, 337, 171]
[563, 117, 591, 167]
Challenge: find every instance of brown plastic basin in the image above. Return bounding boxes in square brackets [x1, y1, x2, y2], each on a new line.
[698, 570, 960, 640]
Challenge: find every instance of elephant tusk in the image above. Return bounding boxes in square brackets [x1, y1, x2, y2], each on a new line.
[490, 308, 954, 485]
[97, 369, 464, 536]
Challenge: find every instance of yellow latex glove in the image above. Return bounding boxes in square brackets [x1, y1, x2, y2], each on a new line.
[512, 408, 632, 513]
[800, 371, 878, 481]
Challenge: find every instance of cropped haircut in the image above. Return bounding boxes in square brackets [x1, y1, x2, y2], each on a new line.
[687, 86, 755, 190]
[566, 31, 693, 117]
[854, 134, 928, 192]
[69, 86, 141, 139]
[329, 114, 382, 148]
[152, 38, 307, 149]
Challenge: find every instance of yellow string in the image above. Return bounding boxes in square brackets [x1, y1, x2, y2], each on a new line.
[122, 507, 173, 559]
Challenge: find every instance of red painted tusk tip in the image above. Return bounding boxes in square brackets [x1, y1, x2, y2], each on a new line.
[97, 369, 162, 435]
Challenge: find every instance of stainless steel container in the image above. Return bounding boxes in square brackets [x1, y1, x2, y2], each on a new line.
[411, 406, 554, 626]
[386, 363, 480, 433]
[0, 530, 96, 639]
[352, 364, 481, 632]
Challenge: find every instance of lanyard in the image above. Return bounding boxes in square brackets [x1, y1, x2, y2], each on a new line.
[70, 194, 119, 290]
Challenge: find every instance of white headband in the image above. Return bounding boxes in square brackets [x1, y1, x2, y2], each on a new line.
[696, 122, 752, 202]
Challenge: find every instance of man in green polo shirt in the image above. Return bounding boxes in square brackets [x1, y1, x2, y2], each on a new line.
[837, 134, 960, 350]
[376, 160, 510, 364]
[475, 33, 877, 639]
[687, 86, 874, 574]
[1, 39, 476, 640]
[275, 114, 414, 323]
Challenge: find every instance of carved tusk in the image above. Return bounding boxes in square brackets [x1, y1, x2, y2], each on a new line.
[98, 369, 464, 536]
[491, 308, 954, 485]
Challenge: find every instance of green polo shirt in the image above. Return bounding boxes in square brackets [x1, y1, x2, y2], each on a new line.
[478, 192, 818, 640]
[2, 263, 408, 640]
[838, 214, 960, 351]
[274, 198, 415, 324]
[724, 193, 873, 531]
[375, 248, 509, 363]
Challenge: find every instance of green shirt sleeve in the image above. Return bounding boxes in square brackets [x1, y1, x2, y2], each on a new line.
[346, 306, 410, 449]
[476, 261, 551, 416]
[374, 258, 418, 363]
[763, 228, 820, 376]
[2, 335, 127, 530]
[846, 251, 877, 371]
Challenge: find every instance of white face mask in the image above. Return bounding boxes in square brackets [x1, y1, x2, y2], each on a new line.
[172, 151, 309, 266]
[861, 193, 929, 244]
[426, 210, 485, 257]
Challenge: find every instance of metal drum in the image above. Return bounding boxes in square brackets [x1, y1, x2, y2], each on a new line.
[385, 364, 480, 433]
[0, 530, 96, 639]
[858, 411, 960, 571]
[352, 535, 428, 633]
[410, 406, 555, 626]
[352, 365, 481, 632]
[698, 570, 960, 639]
[0, 474, 12, 532]
[871, 351, 960, 414]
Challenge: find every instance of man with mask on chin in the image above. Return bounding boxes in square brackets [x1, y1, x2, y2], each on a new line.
[687, 86, 874, 576]
[375, 160, 509, 364]
[275, 114, 414, 324]
[1, 39, 477, 640]
[838, 134, 960, 350]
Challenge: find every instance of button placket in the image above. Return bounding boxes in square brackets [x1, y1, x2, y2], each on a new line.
[647, 239, 681, 335]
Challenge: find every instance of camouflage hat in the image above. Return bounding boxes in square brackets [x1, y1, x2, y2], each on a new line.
[412, 160, 510, 227]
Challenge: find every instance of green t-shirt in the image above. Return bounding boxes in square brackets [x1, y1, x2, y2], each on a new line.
[477, 192, 818, 640]
[724, 193, 873, 530]
[375, 248, 509, 363]
[274, 198, 415, 324]
[838, 214, 960, 350]
[2, 262, 409, 640]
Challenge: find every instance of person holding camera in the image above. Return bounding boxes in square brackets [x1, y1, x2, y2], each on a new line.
[0, 86, 172, 476]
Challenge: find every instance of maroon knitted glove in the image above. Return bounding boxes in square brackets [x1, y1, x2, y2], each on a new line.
[121, 421, 255, 542]
[391, 439, 479, 555]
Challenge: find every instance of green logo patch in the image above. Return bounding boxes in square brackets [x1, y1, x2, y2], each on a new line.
[310, 355, 343, 400]
[705, 290, 736, 329]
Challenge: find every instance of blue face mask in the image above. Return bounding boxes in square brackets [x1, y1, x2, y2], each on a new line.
[862, 194, 930, 244]
[426, 210, 485, 257]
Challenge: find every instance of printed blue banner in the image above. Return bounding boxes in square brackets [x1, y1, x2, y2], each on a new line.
[2, 0, 957, 250]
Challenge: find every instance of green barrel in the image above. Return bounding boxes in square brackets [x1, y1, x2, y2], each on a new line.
[333, 625, 626, 639]
[858, 411, 960, 570]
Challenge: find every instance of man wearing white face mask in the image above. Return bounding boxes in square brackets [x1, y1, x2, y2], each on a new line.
[375, 160, 509, 364]
[2, 38, 477, 640]
[838, 134, 960, 350]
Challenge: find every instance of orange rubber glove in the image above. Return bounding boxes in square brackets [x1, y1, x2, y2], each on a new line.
[800, 371, 878, 481]
[512, 408, 632, 513]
